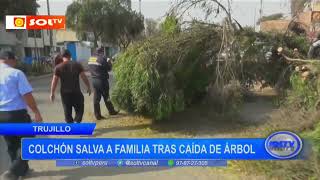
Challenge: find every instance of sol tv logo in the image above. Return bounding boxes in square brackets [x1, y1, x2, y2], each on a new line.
[6, 15, 65, 30]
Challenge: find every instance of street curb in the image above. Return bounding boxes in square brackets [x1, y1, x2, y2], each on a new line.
[27, 71, 113, 82]
[28, 73, 52, 82]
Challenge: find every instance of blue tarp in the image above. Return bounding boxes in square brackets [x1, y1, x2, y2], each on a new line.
[67, 42, 77, 61]
[23, 56, 33, 65]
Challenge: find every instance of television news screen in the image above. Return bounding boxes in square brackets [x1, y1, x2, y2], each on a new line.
[0, 0, 319, 180]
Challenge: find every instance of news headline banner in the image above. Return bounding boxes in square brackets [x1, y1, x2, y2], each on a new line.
[0, 123, 96, 135]
[21, 138, 301, 160]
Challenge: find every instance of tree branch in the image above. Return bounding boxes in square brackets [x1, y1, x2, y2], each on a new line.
[282, 54, 320, 64]
[173, 0, 242, 30]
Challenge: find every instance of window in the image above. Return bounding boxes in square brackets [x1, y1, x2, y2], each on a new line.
[24, 47, 32, 57]
[28, 30, 42, 38]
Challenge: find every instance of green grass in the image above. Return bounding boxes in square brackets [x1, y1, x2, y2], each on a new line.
[98, 99, 320, 179]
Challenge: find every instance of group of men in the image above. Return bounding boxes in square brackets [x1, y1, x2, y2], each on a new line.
[0, 47, 118, 180]
[50, 47, 118, 123]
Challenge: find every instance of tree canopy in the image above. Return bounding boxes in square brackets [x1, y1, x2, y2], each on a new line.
[66, 0, 144, 49]
[0, 0, 38, 21]
[160, 15, 181, 35]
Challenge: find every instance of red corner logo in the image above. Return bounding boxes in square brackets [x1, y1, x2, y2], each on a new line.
[6, 15, 65, 30]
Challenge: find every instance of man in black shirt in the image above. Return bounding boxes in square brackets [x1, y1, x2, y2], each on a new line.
[88, 47, 118, 120]
[50, 50, 91, 123]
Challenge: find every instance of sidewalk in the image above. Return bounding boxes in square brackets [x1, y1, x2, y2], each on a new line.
[27, 71, 98, 82]
[28, 73, 53, 82]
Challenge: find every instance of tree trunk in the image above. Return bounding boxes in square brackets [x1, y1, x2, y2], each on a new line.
[93, 32, 99, 48]
[14, 30, 26, 60]
[94, 39, 98, 48]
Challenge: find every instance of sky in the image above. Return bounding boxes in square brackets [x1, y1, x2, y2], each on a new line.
[37, 0, 292, 27]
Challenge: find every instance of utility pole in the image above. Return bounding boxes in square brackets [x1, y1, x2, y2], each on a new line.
[259, 0, 263, 21]
[33, 30, 39, 61]
[258, 0, 263, 31]
[34, 10, 39, 61]
[46, 0, 53, 55]
[254, 7, 257, 31]
[139, 0, 141, 14]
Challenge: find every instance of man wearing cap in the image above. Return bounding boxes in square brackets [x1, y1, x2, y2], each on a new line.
[50, 49, 91, 123]
[0, 51, 43, 180]
[88, 47, 119, 120]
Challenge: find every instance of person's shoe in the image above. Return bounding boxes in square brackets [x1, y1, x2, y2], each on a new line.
[109, 110, 120, 116]
[96, 116, 106, 120]
[1, 171, 18, 180]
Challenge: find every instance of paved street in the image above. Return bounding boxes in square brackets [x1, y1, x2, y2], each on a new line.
[0, 73, 265, 180]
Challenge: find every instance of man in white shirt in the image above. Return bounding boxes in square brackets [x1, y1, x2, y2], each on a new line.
[0, 51, 43, 180]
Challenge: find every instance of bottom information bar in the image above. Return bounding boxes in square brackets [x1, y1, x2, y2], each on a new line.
[56, 160, 227, 167]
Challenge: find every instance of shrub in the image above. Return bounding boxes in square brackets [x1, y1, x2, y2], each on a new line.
[273, 66, 320, 179]
[306, 122, 320, 157]
[30, 61, 52, 75]
[286, 71, 320, 110]
[160, 15, 181, 35]
[16, 60, 52, 76]
[111, 26, 221, 120]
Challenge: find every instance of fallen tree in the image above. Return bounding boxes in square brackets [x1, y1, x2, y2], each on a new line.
[111, 0, 311, 121]
[111, 21, 309, 120]
[111, 24, 222, 120]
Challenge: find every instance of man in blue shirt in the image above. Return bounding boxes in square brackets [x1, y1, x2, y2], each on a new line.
[0, 51, 43, 180]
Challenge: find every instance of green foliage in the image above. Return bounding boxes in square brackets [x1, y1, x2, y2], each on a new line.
[160, 15, 181, 35]
[16, 61, 52, 76]
[66, 0, 103, 47]
[0, 0, 38, 20]
[283, 35, 309, 55]
[66, 0, 144, 48]
[235, 29, 309, 89]
[305, 122, 320, 158]
[269, 65, 320, 178]
[280, 66, 320, 178]
[109, 0, 132, 10]
[111, 26, 310, 121]
[102, 6, 144, 49]
[286, 72, 319, 110]
[235, 30, 286, 86]
[111, 26, 221, 120]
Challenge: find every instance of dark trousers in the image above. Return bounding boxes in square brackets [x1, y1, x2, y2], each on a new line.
[0, 110, 32, 176]
[60, 92, 84, 123]
[92, 78, 116, 118]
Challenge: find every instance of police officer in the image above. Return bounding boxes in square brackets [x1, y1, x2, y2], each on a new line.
[88, 48, 119, 120]
[0, 51, 43, 180]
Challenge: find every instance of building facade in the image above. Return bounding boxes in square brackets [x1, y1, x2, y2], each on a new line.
[0, 22, 57, 63]
[56, 30, 92, 67]
[56, 30, 120, 61]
